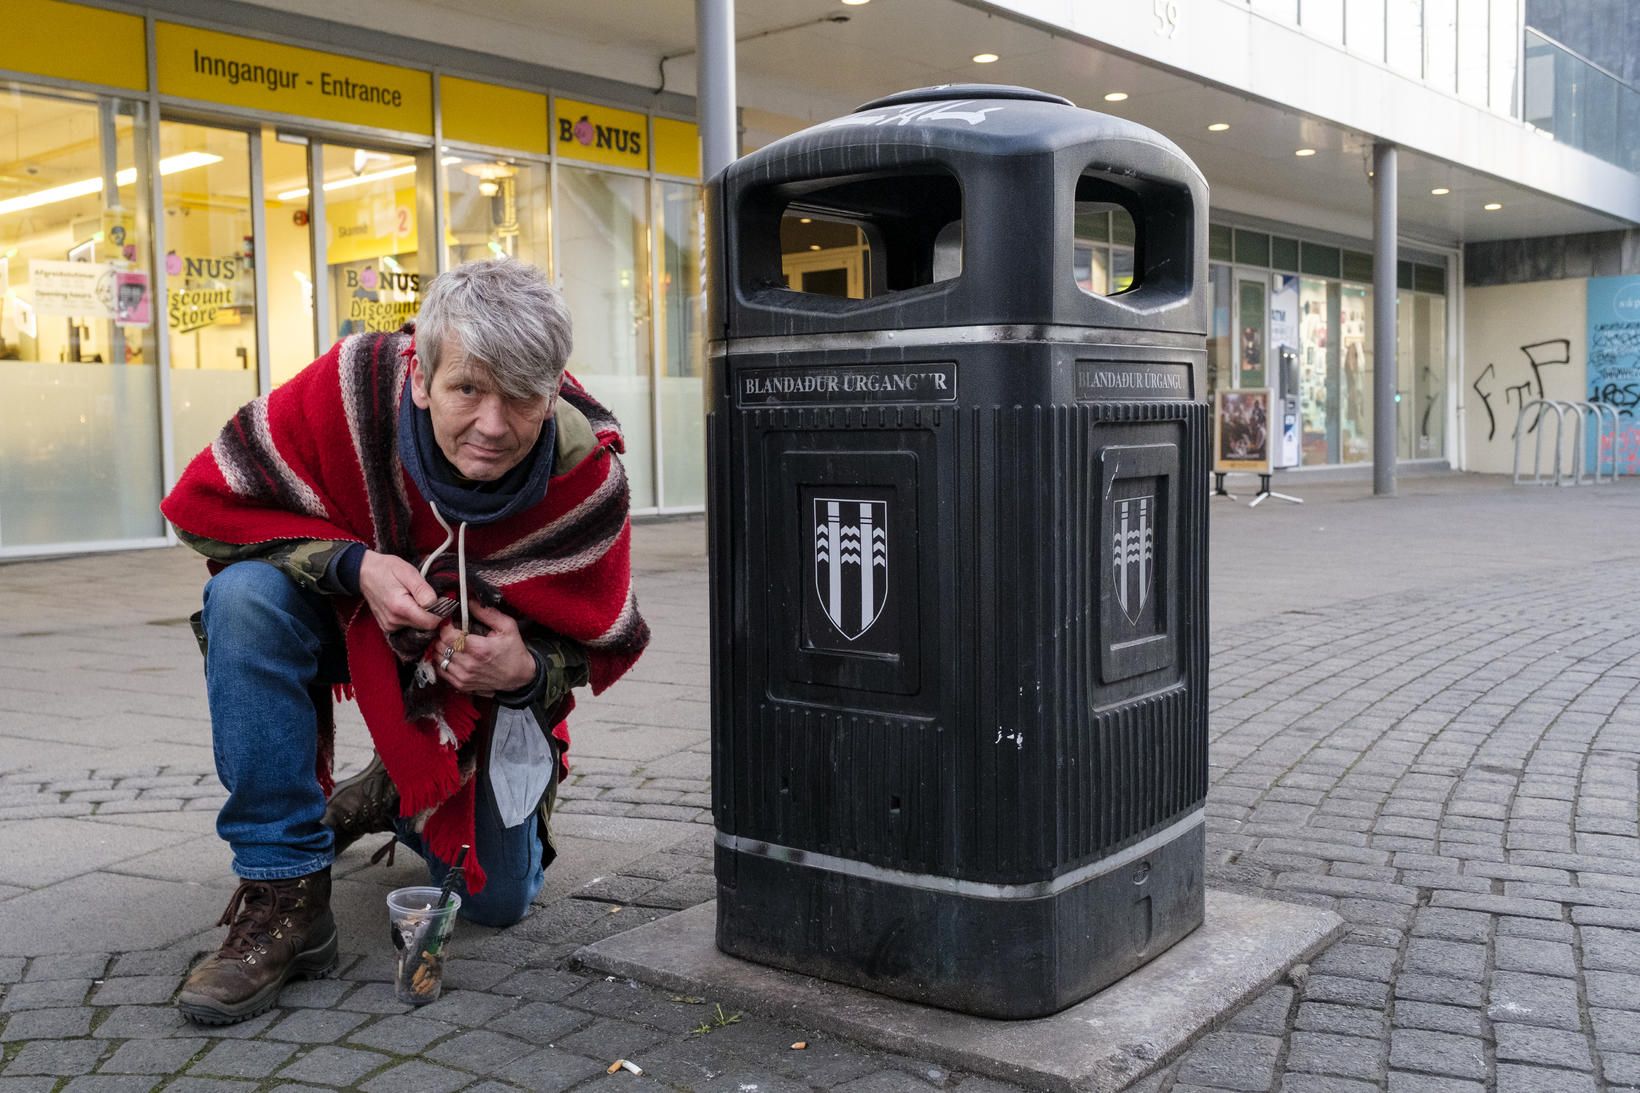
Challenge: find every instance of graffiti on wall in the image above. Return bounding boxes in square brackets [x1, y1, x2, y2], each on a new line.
[1470, 339, 1572, 442]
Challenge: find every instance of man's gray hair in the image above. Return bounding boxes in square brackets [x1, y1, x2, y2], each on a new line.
[416, 259, 572, 400]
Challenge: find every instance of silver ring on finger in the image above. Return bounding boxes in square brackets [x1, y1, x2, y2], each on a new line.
[439, 646, 455, 671]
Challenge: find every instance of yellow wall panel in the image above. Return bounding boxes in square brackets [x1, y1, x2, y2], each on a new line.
[440, 76, 548, 155]
[156, 23, 432, 135]
[0, 0, 145, 91]
[652, 116, 701, 180]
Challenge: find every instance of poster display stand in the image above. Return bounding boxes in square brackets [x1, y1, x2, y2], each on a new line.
[1213, 388, 1302, 507]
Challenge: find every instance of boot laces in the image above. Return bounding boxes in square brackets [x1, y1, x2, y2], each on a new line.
[215, 879, 306, 962]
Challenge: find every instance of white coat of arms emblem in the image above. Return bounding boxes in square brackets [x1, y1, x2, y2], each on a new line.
[1112, 495, 1154, 624]
[813, 498, 889, 640]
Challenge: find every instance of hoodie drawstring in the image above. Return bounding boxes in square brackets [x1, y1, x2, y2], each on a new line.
[419, 502, 470, 636]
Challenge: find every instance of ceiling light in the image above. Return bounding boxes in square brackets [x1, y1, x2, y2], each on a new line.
[1104, 92, 1129, 102]
[1484, 202, 1503, 211]
[799, 217, 812, 224]
[1207, 122, 1230, 132]
[478, 180, 499, 197]
[841, 0, 870, 5]
[808, 244, 822, 251]
[972, 53, 999, 64]
[0, 152, 221, 217]
[277, 157, 460, 203]
[1294, 148, 1317, 157]
[1430, 187, 1450, 196]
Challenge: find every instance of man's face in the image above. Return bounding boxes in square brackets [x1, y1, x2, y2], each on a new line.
[409, 341, 554, 481]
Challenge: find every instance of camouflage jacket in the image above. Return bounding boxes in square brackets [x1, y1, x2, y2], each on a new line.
[174, 528, 590, 711]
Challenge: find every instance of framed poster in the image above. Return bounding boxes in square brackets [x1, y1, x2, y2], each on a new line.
[1214, 387, 1274, 474]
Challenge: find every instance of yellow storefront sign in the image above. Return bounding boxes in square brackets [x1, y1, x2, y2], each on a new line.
[155, 23, 432, 135]
[554, 98, 648, 171]
[1, 0, 145, 91]
[441, 77, 549, 155]
[651, 116, 702, 179]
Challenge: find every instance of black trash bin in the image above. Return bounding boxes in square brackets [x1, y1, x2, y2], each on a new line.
[705, 85, 1210, 1019]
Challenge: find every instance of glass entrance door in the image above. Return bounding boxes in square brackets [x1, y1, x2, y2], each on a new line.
[1234, 272, 1268, 390]
[314, 143, 422, 344]
[159, 120, 260, 476]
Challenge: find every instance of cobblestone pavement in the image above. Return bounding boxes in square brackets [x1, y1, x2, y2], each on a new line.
[2, 475, 1640, 1091]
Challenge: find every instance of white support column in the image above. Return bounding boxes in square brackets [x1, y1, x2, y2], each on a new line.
[696, 0, 737, 180]
[1373, 142, 1398, 497]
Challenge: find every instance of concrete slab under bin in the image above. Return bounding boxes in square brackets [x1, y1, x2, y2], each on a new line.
[574, 889, 1343, 1092]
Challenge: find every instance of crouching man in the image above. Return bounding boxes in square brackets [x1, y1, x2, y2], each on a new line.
[160, 258, 649, 1024]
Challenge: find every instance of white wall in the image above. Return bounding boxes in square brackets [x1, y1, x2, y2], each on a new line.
[1462, 278, 1587, 474]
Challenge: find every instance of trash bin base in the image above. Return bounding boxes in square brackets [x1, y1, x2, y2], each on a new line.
[714, 820, 1205, 1020]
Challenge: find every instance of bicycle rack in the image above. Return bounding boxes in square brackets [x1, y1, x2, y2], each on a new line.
[1513, 399, 1628, 486]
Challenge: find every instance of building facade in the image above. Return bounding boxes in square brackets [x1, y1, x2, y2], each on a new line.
[1, 0, 1637, 556]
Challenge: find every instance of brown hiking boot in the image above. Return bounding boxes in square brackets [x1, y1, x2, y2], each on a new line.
[177, 868, 337, 1025]
[322, 753, 399, 857]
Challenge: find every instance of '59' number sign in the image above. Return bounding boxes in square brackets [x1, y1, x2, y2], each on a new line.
[1154, 0, 1180, 37]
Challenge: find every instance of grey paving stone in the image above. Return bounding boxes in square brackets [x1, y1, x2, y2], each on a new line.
[441, 961, 516, 993]
[486, 1001, 592, 1044]
[330, 982, 411, 1015]
[357, 1061, 472, 1093]
[88, 976, 176, 1007]
[273, 1045, 392, 1087]
[410, 990, 519, 1028]
[91, 1006, 188, 1040]
[1294, 1003, 1388, 1040]
[1493, 1064, 1597, 1093]
[491, 1048, 605, 1093]
[159, 1080, 257, 1093]
[96, 1038, 207, 1075]
[57, 1078, 161, 1093]
[1278, 1077, 1379, 1093]
[1591, 1007, 1640, 1053]
[1310, 943, 1397, 982]
[262, 1008, 369, 1044]
[274, 979, 352, 1008]
[345, 1014, 459, 1055]
[1388, 1030, 1487, 1081]
[26, 954, 109, 981]
[1580, 925, 1640, 972]
[1493, 936, 1576, 977]
[0, 960, 23, 986]
[1391, 1001, 1486, 1037]
[108, 952, 196, 978]
[1284, 1032, 1384, 1082]
[4, 1040, 108, 1077]
[0, 1080, 59, 1093]
[424, 1030, 536, 1075]
[1395, 974, 1485, 1008]
[552, 1017, 668, 1061]
[1403, 939, 1487, 980]
[1173, 1031, 1283, 1091]
[1494, 1023, 1592, 1070]
[1584, 969, 1640, 1011]
[1489, 971, 1583, 1030]
[191, 1040, 298, 1079]
[1, 977, 90, 1010]
[0, 1006, 94, 1041]
[1602, 1052, 1640, 1087]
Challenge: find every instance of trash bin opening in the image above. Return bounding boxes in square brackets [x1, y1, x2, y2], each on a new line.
[745, 170, 963, 305]
[1074, 173, 1141, 299]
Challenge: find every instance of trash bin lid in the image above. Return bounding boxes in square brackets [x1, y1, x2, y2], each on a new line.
[855, 84, 1075, 112]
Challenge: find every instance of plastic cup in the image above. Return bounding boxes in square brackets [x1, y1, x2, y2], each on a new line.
[387, 886, 462, 1005]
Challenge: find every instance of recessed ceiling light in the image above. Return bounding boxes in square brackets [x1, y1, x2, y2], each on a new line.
[1104, 92, 1129, 102]
[841, 0, 870, 6]
[1430, 187, 1450, 195]
[1294, 148, 1316, 157]
[1484, 202, 1503, 211]
[972, 53, 999, 64]
[799, 217, 813, 224]
[1207, 122, 1230, 132]
[809, 244, 822, 251]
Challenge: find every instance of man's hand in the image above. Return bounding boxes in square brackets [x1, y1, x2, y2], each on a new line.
[436, 601, 535, 696]
[358, 550, 443, 633]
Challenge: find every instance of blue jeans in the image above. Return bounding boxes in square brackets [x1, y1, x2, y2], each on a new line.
[202, 561, 546, 926]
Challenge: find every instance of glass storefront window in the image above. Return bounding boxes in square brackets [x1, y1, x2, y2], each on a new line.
[557, 165, 654, 508]
[262, 130, 315, 386]
[1346, 0, 1386, 63]
[1298, 277, 1333, 465]
[445, 155, 549, 270]
[0, 87, 162, 549]
[1339, 284, 1372, 464]
[161, 122, 258, 478]
[1387, 0, 1424, 77]
[1303, 0, 1345, 44]
[1424, 0, 1458, 92]
[1416, 295, 1447, 458]
[1237, 275, 1268, 389]
[656, 181, 704, 509]
[1455, 0, 1489, 103]
[1208, 264, 1232, 403]
[315, 144, 421, 344]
